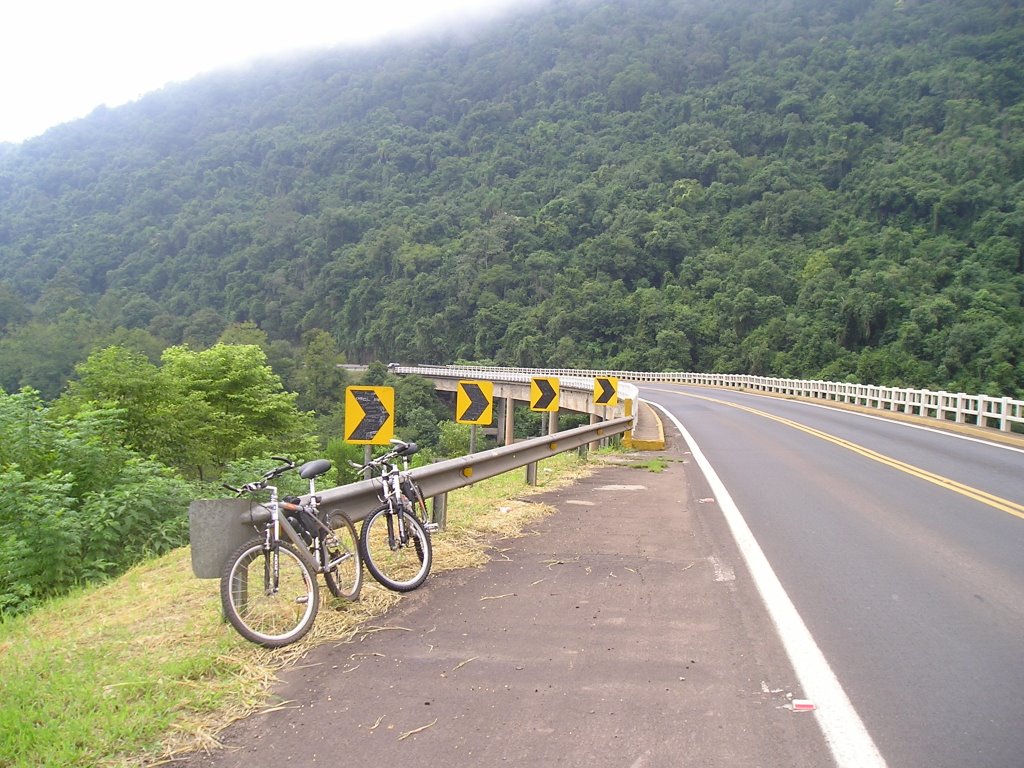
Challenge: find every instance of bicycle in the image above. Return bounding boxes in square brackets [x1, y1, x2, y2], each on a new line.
[350, 439, 438, 593]
[220, 457, 363, 648]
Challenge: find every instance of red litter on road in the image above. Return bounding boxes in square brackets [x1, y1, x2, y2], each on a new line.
[791, 699, 816, 712]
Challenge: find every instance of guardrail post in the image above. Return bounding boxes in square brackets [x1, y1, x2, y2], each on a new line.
[526, 462, 538, 486]
[432, 493, 447, 530]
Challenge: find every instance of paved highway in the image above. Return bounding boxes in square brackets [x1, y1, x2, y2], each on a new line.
[640, 384, 1024, 768]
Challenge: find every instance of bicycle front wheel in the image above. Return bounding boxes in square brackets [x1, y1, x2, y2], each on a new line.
[360, 504, 432, 592]
[220, 538, 319, 648]
[322, 511, 363, 601]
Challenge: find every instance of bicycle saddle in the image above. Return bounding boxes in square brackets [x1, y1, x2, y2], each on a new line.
[299, 459, 332, 479]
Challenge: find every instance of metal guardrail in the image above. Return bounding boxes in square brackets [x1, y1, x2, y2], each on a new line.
[189, 416, 632, 578]
[313, 415, 633, 520]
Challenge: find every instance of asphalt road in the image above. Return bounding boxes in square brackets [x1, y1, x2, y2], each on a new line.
[640, 385, 1024, 768]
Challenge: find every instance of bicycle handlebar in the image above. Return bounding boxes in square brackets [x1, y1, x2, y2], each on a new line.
[264, 457, 296, 478]
[348, 439, 419, 474]
[223, 457, 298, 496]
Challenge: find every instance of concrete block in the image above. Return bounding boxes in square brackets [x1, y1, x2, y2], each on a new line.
[188, 499, 267, 578]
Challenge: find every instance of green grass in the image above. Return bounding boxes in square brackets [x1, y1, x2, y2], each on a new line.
[632, 458, 669, 472]
[0, 452, 591, 767]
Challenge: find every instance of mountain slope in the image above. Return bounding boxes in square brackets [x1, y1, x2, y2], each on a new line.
[1, 0, 1022, 397]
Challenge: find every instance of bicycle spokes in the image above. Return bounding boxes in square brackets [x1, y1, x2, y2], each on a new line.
[221, 541, 319, 647]
[360, 506, 432, 592]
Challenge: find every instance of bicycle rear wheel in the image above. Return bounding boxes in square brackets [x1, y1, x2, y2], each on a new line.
[220, 538, 319, 648]
[322, 511, 362, 600]
[360, 504, 432, 592]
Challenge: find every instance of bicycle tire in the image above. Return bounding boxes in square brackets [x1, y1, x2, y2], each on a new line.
[220, 538, 319, 648]
[360, 503, 432, 592]
[322, 511, 363, 601]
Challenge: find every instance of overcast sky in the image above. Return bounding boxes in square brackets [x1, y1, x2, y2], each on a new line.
[0, 0, 537, 144]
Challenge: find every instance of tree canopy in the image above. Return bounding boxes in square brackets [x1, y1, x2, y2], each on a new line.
[0, 341, 322, 614]
[0, 0, 1022, 397]
[0, 387, 195, 613]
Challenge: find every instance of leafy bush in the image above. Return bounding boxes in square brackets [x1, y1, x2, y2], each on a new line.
[0, 389, 196, 616]
[437, 421, 471, 457]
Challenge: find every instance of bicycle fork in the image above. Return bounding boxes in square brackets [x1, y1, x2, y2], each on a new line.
[260, 515, 319, 601]
[386, 508, 407, 551]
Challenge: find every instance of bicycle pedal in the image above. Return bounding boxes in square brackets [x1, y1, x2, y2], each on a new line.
[424, 522, 440, 533]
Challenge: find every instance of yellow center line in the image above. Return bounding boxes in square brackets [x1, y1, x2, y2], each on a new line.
[654, 388, 1024, 521]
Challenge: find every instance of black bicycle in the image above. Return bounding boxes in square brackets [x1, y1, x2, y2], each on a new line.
[350, 440, 437, 592]
[220, 457, 362, 647]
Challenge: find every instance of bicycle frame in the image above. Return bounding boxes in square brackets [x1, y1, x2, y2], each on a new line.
[259, 484, 322, 574]
[352, 440, 434, 593]
[397, 455, 438, 534]
[221, 455, 361, 647]
[361, 443, 437, 537]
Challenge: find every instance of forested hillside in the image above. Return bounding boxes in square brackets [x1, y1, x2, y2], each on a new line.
[1, 0, 1022, 399]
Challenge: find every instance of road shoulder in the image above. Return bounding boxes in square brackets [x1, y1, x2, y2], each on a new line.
[179, 430, 834, 767]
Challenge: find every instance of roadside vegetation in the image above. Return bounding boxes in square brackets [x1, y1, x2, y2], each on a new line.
[0, 451, 593, 768]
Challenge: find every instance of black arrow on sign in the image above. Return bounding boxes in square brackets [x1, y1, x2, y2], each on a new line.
[595, 377, 616, 405]
[349, 389, 390, 441]
[533, 379, 557, 410]
[459, 382, 490, 422]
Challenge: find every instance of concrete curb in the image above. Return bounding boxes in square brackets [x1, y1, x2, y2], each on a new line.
[622, 398, 665, 451]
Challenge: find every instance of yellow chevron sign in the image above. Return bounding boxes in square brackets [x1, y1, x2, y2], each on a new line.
[530, 377, 559, 412]
[593, 376, 618, 406]
[456, 380, 494, 424]
[344, 386, 394, 444]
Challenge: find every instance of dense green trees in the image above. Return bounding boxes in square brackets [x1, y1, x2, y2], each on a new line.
[57, 343, 316, 478]
[0, 0, 1022, 398]
[0, 342, 326, 614]
[2, 0, 1022, 617]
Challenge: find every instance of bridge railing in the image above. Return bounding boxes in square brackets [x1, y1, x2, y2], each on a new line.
[397, 365, 1023, 434]
[392, 364, 638, 419]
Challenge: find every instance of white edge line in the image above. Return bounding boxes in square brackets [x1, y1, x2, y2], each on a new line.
[650, 400, 888, 768]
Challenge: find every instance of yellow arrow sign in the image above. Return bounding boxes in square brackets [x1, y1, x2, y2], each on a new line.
[456, 380, 494, 424]
[344, 386, 394, 444]
[594, 376, 618, 406]
[530, 377, 559, 412]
